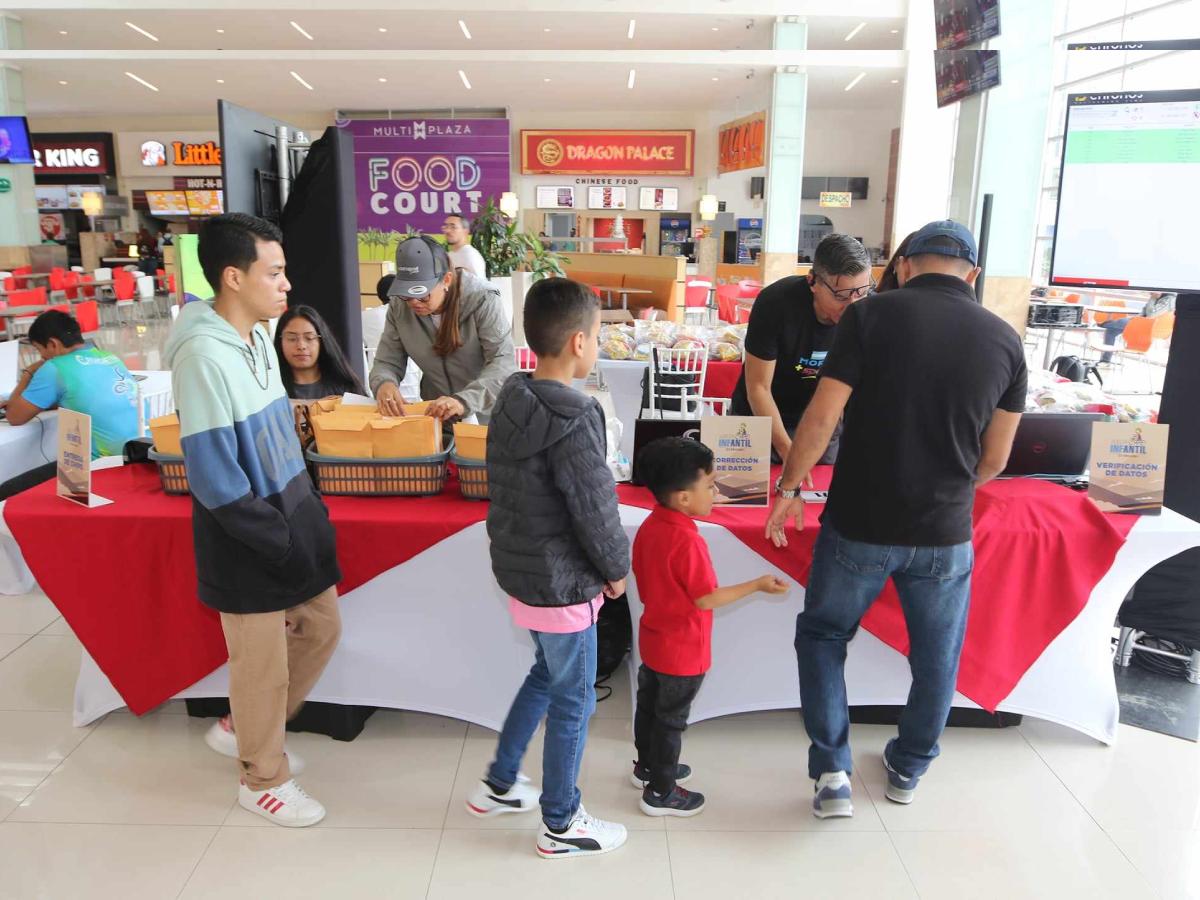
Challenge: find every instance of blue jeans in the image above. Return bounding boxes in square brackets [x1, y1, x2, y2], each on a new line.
[796, 524, 973, 781]
[1100, 318, 1130, 362]
[487, 627, 597, 830]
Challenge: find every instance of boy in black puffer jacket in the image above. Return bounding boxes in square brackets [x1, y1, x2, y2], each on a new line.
[464, 278, 631, 859]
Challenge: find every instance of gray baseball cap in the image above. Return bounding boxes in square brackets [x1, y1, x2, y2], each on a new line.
[388, 236, 449, 300]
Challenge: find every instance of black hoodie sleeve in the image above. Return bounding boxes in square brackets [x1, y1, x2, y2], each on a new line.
[546, 404, 631, 585]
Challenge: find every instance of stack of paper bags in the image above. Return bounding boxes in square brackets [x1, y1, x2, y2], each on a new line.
[308, 399, 442, 459]
[453, 423, 488, 460]
[149, 414, 183, 456]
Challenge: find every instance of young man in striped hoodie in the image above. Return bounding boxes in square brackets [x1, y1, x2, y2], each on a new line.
[164, 213, 342, 827]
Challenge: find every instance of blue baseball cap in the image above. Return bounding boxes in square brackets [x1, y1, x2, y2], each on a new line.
[905, 220, 978, 266]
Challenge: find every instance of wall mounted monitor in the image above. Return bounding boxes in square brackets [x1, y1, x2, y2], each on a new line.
[0, 116, 35, 164]
[935, 0, 1001, 50]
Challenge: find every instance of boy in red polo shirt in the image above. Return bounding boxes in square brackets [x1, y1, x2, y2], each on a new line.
[631, 437, 788, 816]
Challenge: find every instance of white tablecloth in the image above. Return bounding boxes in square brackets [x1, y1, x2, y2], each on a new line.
[41, 504, 1200, 744]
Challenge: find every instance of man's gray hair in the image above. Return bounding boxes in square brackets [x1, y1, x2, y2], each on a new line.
[813, 234, 871, 279]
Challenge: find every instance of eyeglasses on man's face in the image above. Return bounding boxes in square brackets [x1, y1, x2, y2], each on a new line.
[815, 274, 875, 303]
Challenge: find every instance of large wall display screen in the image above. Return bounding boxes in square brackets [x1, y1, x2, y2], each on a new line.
[1050, 89, 1200, 293]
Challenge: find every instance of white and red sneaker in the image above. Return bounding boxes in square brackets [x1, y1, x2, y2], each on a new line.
[238, 778, 326, 828]
[465, 775, 540, 818]
[535, 805, 627, 859]
[204, 716, 305, 775]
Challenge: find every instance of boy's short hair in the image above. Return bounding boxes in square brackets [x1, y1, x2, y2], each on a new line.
[198, 212, 283, 294]
[28, 310, 83, 348]
[523, 277, 599, 357]
[637, 437, 714, 505]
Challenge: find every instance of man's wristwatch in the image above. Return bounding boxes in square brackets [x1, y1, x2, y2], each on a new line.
[774, 477, 802, 500]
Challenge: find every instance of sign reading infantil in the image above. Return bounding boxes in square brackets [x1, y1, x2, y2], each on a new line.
[1088, 421, 1169, 515]
[56, 410, 112, 509]
[701, 416, 772, 508]
[521, 130, 694, 176]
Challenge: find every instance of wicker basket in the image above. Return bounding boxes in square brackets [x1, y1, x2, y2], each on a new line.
[453, 455, 489, 501]
[148, 448, 189, 495]
[306, 449, 449, 497]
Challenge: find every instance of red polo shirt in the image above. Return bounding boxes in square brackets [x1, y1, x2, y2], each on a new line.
[632, 505, 720, 677]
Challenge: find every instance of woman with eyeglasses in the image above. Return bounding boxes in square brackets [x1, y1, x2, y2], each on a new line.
[274, 305, 366, 401]
[369, 235, 515, 424]
[729, 234, 874, 465]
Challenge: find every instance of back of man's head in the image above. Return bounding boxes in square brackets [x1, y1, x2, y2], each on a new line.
[813, 234, 871, 280]
[523, 278, 599, 358]
[902, 220, 979, 280]
[28, 310, 83, 349]
[198, 213, 283, 294]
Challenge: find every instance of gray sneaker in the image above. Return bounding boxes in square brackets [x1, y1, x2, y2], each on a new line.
[812, 771, 853, 819]
[882, 745, 919, 804]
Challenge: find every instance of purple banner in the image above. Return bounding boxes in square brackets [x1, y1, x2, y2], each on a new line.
[338, 118, 510, 235]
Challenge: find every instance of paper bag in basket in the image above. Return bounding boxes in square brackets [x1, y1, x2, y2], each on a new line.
[370, 416, 442, 458]
[453, 423, 488, 460]
[149, 413, 183, 456]
[313, 416, 375, 458]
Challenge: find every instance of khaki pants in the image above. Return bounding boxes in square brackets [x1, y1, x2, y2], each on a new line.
[219, 587, 342, 791]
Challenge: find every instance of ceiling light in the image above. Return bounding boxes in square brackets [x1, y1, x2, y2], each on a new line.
[59, 30, 67, 35]
[379, 27, 387, 33]
[543, 77, 551, 82]
[459, 69, 472, 90]
[711, 26, 719, 31]
[627, 18, 636, 39]
[844, 22, 866, 41]
[58, 80, 68, 85]
[378, 77, 387, 82]
[543, 27, 551, 32]
[125, 22, 159, 42]
[891, 78, 899, 84]
[712, 76, 719, 81]
[891, 29, 900, 34]
[290, 20, 314, 41]
[216, 28, 225, 34]
[458, 19, 472, 40]
[290, 70, 314, 91]
[216, 78, 225, 84]
[627, 68, 636, 89]
[844, 71, 866, 92]
[125, 71, 159, 92]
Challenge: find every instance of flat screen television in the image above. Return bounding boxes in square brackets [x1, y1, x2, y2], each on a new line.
[935, 0, 1000, 50]
[935, 49, 1001, 108]
[1050, 88, 1200, 294]
[0, 116, 35, 164]
[801, 176, 869, 200]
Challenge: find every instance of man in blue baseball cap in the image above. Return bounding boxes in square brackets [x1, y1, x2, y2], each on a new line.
[765, 218, 1028, 820]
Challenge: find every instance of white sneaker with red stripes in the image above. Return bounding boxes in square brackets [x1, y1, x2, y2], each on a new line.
[238, 779, 326, 828]
[205, 716, 305, 775]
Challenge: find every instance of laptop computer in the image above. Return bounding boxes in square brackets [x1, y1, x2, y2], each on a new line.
[0, 339, 22, 402]
[631, 418, 702, 485]
[1000, 412, 1105, 481]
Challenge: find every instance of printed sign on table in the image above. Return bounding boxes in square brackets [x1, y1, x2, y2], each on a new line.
[339, 118, 511, 237]
[701, 416, 772, 507]
[57, 410, 112, 508]
[1088, 421, 1168, 515]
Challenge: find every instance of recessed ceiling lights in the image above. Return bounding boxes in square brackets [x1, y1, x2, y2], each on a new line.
[543, 77, 551, 82]
[216, 28, 225, 34]
[58, 80, 68, 85]
[459, 69, 472, 90]
[379, 27, 387, 33]
[125, 71, 159, 92]
[290, 20, 314, 41]
[216, 78, 225, 84]
[712, 76, 719, 81]
[290, 70, 314, 90]
[543, 27, 551, 32]
[458, 19, 472, 40]
[59, 30, 67, 35]
[627, 18, 636, 39]
[891, 78, 899, 84]
[378, 77, 387, 82]
[711, 26, 719, 31]
[125, 22, 159, 42]
[844, 22, 866, 41]
[844, 71, 866, 92]
[891, 29, 900, 34]
[627, 68, 636, 89]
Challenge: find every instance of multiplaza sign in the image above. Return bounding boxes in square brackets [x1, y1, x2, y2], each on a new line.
[141, 140, 223, 167]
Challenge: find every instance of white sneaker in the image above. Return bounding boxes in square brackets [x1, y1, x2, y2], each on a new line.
[204, 717, 305, 775]
[536, 805, 628, 859]
[466, 777, 541, 818]
[238, 778, 326, 827]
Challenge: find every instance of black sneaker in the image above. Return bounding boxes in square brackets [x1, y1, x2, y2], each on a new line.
[639, 785, 706, 818]
[630, 762, 692, 790]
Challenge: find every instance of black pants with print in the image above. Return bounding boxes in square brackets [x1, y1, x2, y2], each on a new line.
[634, 663, 705, 795]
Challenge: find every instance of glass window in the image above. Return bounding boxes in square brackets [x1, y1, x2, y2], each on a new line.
[1062, 0, 1128, 33]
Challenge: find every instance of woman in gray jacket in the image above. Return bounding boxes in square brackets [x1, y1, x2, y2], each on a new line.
[370, 235, 516, 423]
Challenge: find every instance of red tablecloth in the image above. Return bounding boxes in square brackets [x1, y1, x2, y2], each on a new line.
[703, 361, 743, 400]
[5, 464, 1134, 715]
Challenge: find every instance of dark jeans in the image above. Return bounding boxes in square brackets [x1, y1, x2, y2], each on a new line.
[634, 663, 705, 795]
[1100, 318, 1130, 362]
[795, 524, 973, 781]
[487, 626, 597, 831]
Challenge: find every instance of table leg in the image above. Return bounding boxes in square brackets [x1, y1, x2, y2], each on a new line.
[1042, 326, 1057, 370]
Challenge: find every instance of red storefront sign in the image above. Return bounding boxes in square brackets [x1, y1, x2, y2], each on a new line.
[521, 130, 694, 176]
[718, 111, 767, 174]
[32, 134, 114, 176]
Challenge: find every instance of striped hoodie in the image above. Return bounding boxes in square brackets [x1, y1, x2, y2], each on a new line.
[164, 300, 340, 614]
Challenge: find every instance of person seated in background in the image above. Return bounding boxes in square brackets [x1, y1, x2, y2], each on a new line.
[1099, 292, 1176, 363]
[274, 305, 366, 401]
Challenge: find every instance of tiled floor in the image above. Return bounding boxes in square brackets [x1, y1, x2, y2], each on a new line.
[2, 591, 1198, 899]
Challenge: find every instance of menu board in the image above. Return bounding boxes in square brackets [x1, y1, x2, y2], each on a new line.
[146, 190, 189, 215]
[185, 189, 224, 216]
[639, 187, 679, 211]
[535, 186, 575, 209]
[35, 186, 69, 210]
[67, 185, 102, 210]
[588, 186, 627, 210]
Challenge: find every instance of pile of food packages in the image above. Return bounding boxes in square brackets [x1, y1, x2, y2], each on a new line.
[599, 321, 747, 363]
[1026, 369, 1158, 423]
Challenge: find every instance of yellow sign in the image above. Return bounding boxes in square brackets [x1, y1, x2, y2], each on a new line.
[1088, 422, 1169, 515]
[701, 416, 773, 508]
[819, 191, 852, 208]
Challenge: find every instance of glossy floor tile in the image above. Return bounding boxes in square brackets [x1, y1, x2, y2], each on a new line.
[0, 633, 28, 662]
[1106, 829, 1200, 900]
[0, 710, 94, 818]
[0, 634, 81, 712]
[0, 591, 59, 635]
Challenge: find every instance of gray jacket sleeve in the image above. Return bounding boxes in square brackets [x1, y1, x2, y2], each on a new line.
[546, 407, 631, 584]
[368, 303, 409, 396]
[453, 293, 516, 417]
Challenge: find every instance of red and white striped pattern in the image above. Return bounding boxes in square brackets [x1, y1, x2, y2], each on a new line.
[257, 792, 286, 815]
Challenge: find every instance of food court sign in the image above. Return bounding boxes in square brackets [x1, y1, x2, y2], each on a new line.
[521, 130, 694, 176]
[339, 118, 511, 235]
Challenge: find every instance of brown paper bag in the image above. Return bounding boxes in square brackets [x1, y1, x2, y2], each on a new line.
[149, 413, 183, 457]
[313, 416, 375, 458]
[453, 423, 488, 460]
[370, 416, 441, 458]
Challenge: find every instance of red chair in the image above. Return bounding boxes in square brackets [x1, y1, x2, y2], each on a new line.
[716, 284, 741, 324]
[62, 271, 81, 301]
[75, 300, 100, 333]
[2, 277, 16, 293]
[735, 304, 752, 325]
[684, 283, 710, 322]
[11, 265, 32, 288]
[79, 274, 97, 300]
[113, 272, 136, 301]
[49, 268, 67, 292]
[8, 287, 47, 307]
[738, 279, 762, 300]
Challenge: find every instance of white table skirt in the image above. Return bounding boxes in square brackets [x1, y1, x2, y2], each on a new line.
[58, 505, 1200, 744]
[0, 412, 59, 486]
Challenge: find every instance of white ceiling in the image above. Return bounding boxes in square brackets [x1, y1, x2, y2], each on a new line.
[5, 5, 908, 117]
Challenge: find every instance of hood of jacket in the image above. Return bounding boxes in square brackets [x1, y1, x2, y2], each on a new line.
[491, 374, 599, 461]
[164, 299, 274, 381]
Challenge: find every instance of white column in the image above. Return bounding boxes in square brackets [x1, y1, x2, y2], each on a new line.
[0, 14, 39, 247]
[760, 18, 807, 285]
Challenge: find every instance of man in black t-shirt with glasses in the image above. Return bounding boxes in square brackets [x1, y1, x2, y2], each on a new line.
[730, 234, 873, 465]
[764, 220, 1027, 820]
